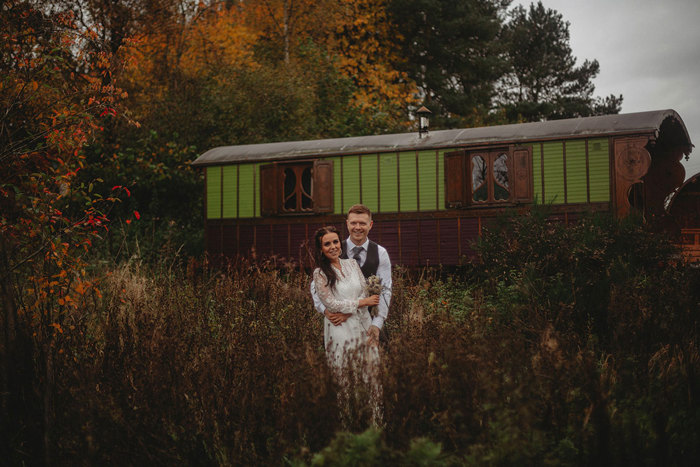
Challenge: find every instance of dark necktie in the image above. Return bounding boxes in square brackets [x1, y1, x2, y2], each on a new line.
[351, 246, 363, 266]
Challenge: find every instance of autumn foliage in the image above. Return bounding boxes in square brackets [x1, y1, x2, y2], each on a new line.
[0, 2, 131, 462]
[0, 1, 642, 464]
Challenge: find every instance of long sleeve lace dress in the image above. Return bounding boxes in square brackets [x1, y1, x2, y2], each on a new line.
[313, 258, 378, 371]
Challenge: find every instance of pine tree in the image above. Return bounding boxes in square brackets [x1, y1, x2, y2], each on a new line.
[387, 0, 510, 128]
[497, 1, 622, 122]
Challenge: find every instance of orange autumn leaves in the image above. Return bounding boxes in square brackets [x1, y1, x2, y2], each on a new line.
[122, 0, 417, 125]
[1, 5, 128, 335]
[332, 0, 415, 112]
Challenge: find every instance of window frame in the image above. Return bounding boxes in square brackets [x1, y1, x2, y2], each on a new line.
[281, 163, 314, 213]
[445, 145, 533, 208]
[260, 159, 334, 216]
[469, 150, 512, 204]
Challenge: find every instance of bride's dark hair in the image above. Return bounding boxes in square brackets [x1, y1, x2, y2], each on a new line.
[314, 226, 342, 290]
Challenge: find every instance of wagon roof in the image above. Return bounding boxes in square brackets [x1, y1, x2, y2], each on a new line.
[191, 109, 692, 166]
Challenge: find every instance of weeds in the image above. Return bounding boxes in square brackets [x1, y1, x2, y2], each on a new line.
[4, 214, 700, 465]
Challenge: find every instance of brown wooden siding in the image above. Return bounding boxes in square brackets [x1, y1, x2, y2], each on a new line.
[373, 221, 399, 265]
[438, 218, 459, 264]
[256, 224, 273, 257]
[239, 227, 254, 259]
[290, 224, 308, 262]
[458, 217, 480, 261]
[418, 220, 438, 265]
[205, 203, 610, 267]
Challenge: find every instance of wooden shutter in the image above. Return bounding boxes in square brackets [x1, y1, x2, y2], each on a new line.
[512, 146, 533, 203]
[313, 159, 334, 213]
[444, 150, 467, 208]
[260, 163, 279, 215]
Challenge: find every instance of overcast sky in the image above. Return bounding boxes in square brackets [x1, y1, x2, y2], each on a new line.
[516, 0, 700, 179]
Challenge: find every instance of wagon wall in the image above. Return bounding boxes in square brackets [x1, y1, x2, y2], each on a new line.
[204, 137, 611, 220]
[203, 136, 614, 266]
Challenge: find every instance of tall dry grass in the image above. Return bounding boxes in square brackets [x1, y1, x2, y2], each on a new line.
[7, 213, 700, 465]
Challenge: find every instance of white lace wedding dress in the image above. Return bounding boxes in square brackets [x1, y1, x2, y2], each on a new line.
[313, 258, 377, 371]
[313, 258, 383, 425]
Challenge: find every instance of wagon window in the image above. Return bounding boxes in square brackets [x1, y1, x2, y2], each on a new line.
[283, 165, 313, 212]
[445, 147, 532, 208]
[260, 160, 334, 216]
[493, 153, 509, 201]
[472, 155, 488, 202]
[469, 151, 513, 204]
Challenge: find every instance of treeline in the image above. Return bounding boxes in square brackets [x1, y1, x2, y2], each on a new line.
[2, 0, 623, 261]
[105, 0, 615, 257]
[1, 3, 629, 462]
[77, 0, 624, 145]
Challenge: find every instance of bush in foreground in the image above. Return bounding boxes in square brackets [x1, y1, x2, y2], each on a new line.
[5, 214, 699, 465]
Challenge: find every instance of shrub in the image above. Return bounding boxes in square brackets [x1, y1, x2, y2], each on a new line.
[6, 213, 699, 465]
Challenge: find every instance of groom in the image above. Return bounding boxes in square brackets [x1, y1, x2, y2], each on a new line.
[311, 204, 392, 346]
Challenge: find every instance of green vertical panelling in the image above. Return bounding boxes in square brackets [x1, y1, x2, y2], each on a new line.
[361, 154, 379, 212]
[222, 165, 238, 218]
[379, 153, 398, 212]
[588, 138, 610, 202]
[533, 145, 543, 204]
[418, 150, 438, 211]
[238, 163, 256, 218]
[255, 163, 260, 217]
[399, 152, 418, 211]
[342, 156, 361, 212]
[206, 166, 221, 219]
[565, 140, 587, 203]
[542, 142, 565, 204]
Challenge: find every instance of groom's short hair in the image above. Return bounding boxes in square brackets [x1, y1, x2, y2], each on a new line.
[348, 204, 372, 219]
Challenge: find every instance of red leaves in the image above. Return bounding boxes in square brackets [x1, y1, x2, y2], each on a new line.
[109, 188, 139, 224]
[84, 212, 109, 231]
[125, 211, 140, 225]
[99, 107, 117, 117]
[4, 2, 125, 335]
[111, 185, 131, 197]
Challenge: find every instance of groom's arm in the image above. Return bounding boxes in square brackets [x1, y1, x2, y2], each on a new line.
[372, 246, 392, 330]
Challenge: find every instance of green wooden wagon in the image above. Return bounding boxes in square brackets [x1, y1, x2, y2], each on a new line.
[191, 109, 694, 266]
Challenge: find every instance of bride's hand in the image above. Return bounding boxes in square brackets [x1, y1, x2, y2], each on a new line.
[359, 295, 380, 308]
[325, 310, 350, 326]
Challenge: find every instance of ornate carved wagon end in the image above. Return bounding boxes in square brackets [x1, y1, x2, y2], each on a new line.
[614, 121, 690, 219]
[613, 136, 652, 217]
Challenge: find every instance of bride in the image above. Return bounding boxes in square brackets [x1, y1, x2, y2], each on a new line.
[312, 226, 380, 371]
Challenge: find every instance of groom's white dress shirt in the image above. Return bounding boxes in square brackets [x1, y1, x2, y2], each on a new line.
[311, 237, 392, 330]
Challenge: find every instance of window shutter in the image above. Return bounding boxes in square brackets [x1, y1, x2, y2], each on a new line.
[260, 163, 279, 215]
[444, 150, 467, 208]
[512, 146, 533, 203]
[313, 159, 334, 213]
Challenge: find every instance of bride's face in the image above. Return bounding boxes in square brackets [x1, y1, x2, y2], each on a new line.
[320, 232, 341, 261]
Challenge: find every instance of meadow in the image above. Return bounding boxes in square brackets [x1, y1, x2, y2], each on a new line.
[4, 4, 696, 464]
[8, 213, 700, 465]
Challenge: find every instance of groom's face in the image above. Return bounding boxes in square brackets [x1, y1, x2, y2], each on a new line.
[347, 212, 373, 246]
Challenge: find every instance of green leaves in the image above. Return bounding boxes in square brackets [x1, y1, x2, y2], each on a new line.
[388, 0, 509, 128]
